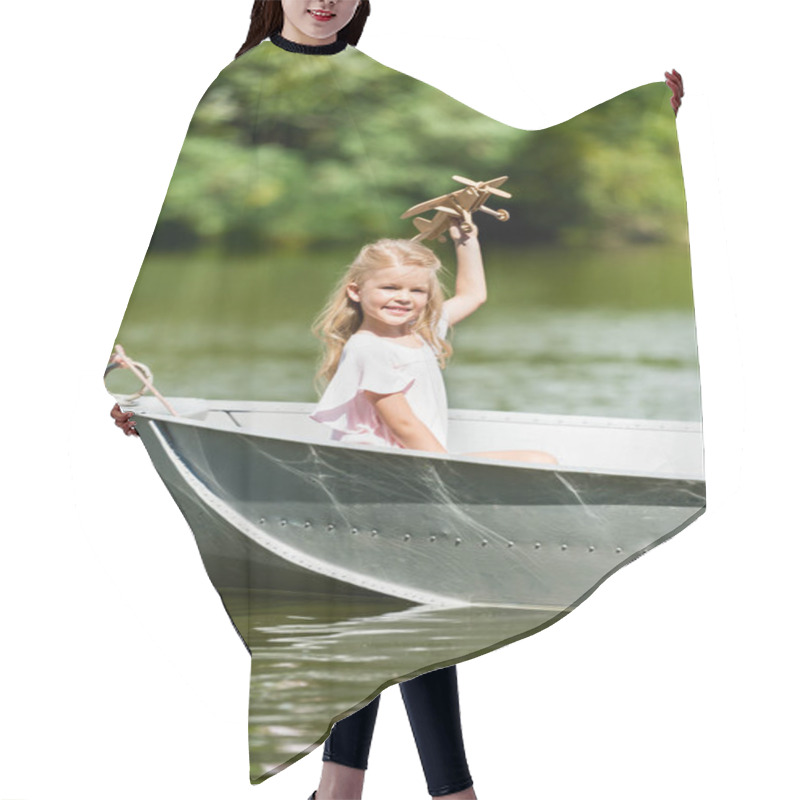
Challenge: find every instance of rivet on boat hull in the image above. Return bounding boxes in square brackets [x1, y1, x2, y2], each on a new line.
[561, 544, 568, 551]
[615, 547, 623, 554]
[429, 535, 437, 542]
[403, 534, 411, 541]
[588, 545, 596, 552]
[455, 538, 462, 546]
[327, 524, 336, 532]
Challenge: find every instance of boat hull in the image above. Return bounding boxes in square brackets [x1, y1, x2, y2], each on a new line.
[131, 399, 705, 610]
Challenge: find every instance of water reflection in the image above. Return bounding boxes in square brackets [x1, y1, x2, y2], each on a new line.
[222, 589, 560, 780]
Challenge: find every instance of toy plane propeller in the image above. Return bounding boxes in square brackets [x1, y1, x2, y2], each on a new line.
[402, 175, 512, 242]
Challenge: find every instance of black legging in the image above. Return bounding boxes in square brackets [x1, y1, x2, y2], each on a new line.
[323, 665, 473, 797]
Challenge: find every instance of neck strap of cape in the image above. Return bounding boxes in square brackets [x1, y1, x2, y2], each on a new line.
[270, 32, 348, 56]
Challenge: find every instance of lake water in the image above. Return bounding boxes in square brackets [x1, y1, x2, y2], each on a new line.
[113, 243, 700, 421]
[225, 589, 559, 780]
[111, 242, 701, 779]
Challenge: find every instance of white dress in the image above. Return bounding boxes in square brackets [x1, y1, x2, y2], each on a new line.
[310, 324, 449, 450]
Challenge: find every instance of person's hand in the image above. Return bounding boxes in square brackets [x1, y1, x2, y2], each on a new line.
[665, 69, 684, 115]
[110, 403, 138, 436]
[449, 215, 478, 244]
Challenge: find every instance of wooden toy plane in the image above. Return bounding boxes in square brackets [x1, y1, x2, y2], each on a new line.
[401, 175, 511, 242]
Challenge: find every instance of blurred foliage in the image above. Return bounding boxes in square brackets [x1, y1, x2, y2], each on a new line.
[149, 44, 686, 252]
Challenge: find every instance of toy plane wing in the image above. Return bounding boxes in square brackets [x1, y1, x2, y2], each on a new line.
[402, 176, 512, 242]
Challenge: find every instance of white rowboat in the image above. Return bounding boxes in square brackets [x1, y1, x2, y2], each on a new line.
[127, 397, 704, 611]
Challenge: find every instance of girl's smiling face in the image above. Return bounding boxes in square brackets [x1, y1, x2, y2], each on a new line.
[347, 265, 433, 336]
[280, 0, 361, 46]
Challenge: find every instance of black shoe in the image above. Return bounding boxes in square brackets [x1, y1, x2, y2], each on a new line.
[307, 793, 316, 800]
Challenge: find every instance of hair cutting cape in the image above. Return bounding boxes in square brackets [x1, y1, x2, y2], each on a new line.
[109, 39, 704, 782]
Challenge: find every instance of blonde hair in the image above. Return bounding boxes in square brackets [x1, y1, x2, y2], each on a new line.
[313, 239, 452, 392]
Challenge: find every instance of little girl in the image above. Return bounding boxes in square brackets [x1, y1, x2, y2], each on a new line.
[311, 224, 556, 465]
[311, 227, 468, 453]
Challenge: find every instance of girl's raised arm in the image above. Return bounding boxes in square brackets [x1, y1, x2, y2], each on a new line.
[442, 222, 487, 326]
